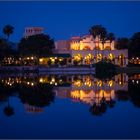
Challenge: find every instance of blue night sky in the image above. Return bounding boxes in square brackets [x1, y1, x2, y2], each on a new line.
[0, 1, 140, 42]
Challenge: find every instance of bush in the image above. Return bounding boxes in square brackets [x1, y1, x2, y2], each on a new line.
[95, 61, 116, 79]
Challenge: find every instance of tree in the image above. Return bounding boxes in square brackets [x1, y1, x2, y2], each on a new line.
[89, 25, 107, 59]
[18, 34, 55, 57]
[89, 25, 104, 49]
[89, 25, 103, 38]
[100, 27, 107, 51]
[107, 33, 115, 49]
[19, 84, 55, 108]
[0, 38, 15, 63]
[116, 38, 130, 50]
[3, 25, 14, 41]
[129, 32, 140, 57]
[89, 25, 107, 49]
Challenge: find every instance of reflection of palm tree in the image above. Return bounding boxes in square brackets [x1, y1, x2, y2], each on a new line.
[107, 99, 116, 108]
[89, 103, 102, 116]
[89, 101, 107, 116]
[3, 97, 14, 117]
[100, 102, 107, 114]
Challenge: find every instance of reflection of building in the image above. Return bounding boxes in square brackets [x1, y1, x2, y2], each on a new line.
[0, 74, 129, 107]
[54, 35, 128, 67]
[53, 74, 128, 106]
[129, 57, 140, 65]
[24, 104, 44, 113]
[24, 27, 44, 38]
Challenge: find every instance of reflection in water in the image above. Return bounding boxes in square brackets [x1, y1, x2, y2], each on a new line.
[0, 73, 140, 116]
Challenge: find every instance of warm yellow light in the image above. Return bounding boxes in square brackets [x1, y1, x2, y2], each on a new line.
[97, 54, 102, 60]
[51, 78, 55, 82]
[71, 90, 80, 99]
[109, 53, 114, 60]
[51, 58, 55, 62]
[59, 58, 63, 61]
[108, 80, 113, 87]
[27, 82, 30, 85]
[39, 59, 43, 62]
[84, 77, 92, 87]
[31, 83, 34, 86]
[39, 78, 43, 83]
[73, 80, 82, 87]
[97, 80, 103, 87]
[73, 54, 82, 61]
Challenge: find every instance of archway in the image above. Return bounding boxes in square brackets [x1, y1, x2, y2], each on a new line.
[118, 54, 124, 67]
[108, 53, 115, 63]
[85, 54, 94, 65]
[96, 54, 103, 62]
[73, 54, 83, 65]
[83, 45, 91, 50]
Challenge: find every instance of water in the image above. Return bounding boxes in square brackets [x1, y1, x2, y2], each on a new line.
[0, 73, 140, 139]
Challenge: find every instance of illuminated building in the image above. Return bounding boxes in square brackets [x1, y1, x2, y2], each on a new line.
[24, 27, 44, 38]
[55, 35, 128, 67]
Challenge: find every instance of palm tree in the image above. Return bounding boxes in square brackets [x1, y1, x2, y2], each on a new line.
[89, 25, 103, 62]
[89, 25, 103, 49]
[100, 27, 107, 59]
[3, 25, 14, 41]
[107, 33, 115, 49]
[89, 25, 107, 61]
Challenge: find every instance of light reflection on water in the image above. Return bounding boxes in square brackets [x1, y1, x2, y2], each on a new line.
[0, 73, 140, 138]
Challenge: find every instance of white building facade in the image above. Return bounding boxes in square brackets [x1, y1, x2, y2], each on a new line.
[24, 27, 44, 38]
[55, 35, 128, 67]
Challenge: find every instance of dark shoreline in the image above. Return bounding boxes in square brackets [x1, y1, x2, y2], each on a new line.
[116, 67, 140, 74]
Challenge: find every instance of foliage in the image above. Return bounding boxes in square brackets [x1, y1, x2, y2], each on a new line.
[95, 61, 116, 80]
[3, 25, 14, 40]
[107, 32, 115, 44]
[129, 32, 140, 57]
[0, 38, 17, 61]
[89, 25, 113, 49]
[19, 84, 55, 107]
[18, 34, 55, 57]
[116, 37, 130, 50]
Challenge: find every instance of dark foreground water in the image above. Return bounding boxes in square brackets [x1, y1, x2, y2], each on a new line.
[0, 73, 140, 139]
